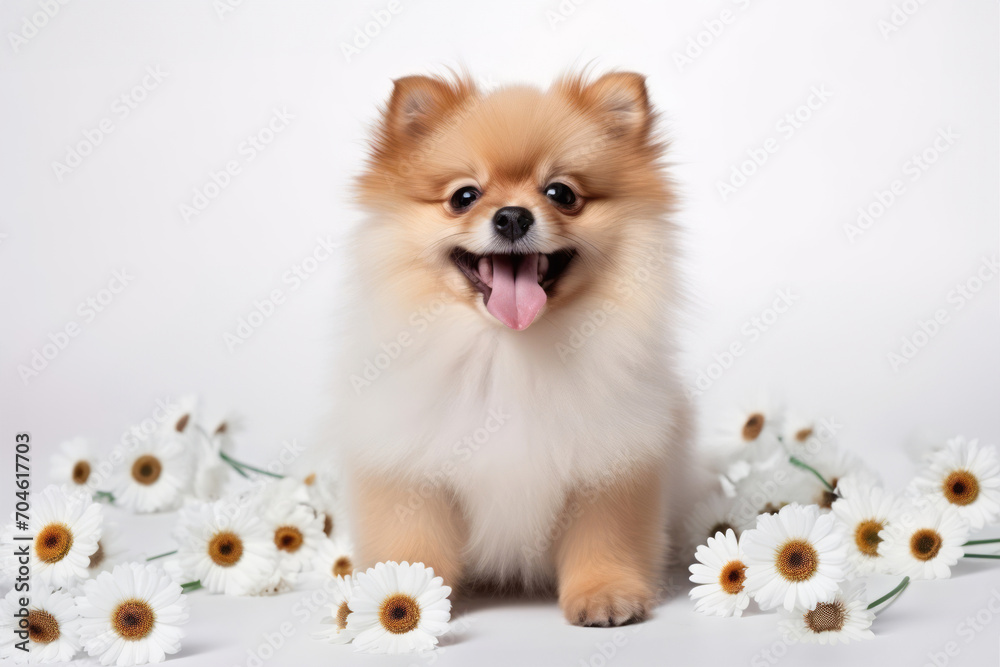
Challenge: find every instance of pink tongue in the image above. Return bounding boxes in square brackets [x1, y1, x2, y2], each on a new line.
[485, 254, 547, 330]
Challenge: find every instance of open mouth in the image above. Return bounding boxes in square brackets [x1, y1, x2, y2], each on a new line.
[451, 248, 575, 330]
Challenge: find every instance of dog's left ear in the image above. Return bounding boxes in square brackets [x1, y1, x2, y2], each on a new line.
[384, 75, 474, 140]
[572, 72, 652, 137]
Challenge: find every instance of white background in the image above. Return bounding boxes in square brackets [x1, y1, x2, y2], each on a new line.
[1, 1, 998, 665]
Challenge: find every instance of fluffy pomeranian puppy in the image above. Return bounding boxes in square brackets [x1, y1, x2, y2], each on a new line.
[336, 70, 692, 626]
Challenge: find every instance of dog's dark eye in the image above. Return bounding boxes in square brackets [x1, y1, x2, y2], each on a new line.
[450, 186, 480, 211]
[544, 182, 576, 208]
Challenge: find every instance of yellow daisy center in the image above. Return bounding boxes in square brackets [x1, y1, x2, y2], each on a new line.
[794, 427, 814, 443]
[304, 473, 316, 486]
[131, 455, 162, 485]
[27, 609, 60, 644]
[775, 539, 819, 582]
[175, 414, 190, 432]
[332, 556, 353, 577]
[323, 514, 334, 537]
[909, 528, 943, 561]
[208, 531, 244, 567]
[379, 593, 421, 634]
[274, 526, 304, 553]
[112, 599, 156, 640]
[719, 560, 747, 595]
[854, 519, 885, 557]
[72, 460, 91, 485]
[35, 523, 73, 563]
[942, 470, 979, 506]
[804, 600, 845, 633]
[335, 601, 351, 630]
[742, 413, 765, 441]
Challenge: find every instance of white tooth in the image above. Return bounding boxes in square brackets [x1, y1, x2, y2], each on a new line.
[537, 254, 549, 282]
[478, 256, 493, 287]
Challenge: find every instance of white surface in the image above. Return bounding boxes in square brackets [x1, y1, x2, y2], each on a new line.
[39, 504, 1000, 667]
[1, 0, 998, 665]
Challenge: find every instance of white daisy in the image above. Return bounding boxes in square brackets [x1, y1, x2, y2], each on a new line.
[743, 504, 849, 612]
[910, 436, 1000, 531]
[348, 561, 452, 654]
[685, 494, 743, 560]
[173, 500, 277, 596]
[251, 500, 326, 595]
[0, 586, 81, 663]
[780, 413, 821, 451]
[302, 536, 356, 589]
[830, 478, 904, 576]
[112, 433, 192, 513]
[880, 503, 969, 579]
[688, 529, 751, 617]
[778, 581, 874, 645]
[314, 575, 356, 645]
[50, 437, 99, 493]
[263, 501, 326, 573]
[158, 394, 200, 437]
[709, 396, 784, 468]
[76, 562, 188, 666]
[1, 485, 102, 589]
[85, 523, 129, 578]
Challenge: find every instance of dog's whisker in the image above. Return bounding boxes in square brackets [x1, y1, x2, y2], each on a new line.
[552, 232, 617, 275]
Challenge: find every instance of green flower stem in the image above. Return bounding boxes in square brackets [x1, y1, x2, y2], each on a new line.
[788, 456, 836, 493]
[219, 452, 251, 479]
[146, 550, 178, 561]
[219, 451, 283, 479]
[867, 576, 910, 611]
[94, 491, 116, 503]
[180, 580, 202, 592]
[963, 553, 1000, 559]
[963, 538, 1000, 546]
[196, 421, 284, 479]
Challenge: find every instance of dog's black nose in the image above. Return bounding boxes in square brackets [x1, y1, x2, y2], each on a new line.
[493, 206, 534, 242]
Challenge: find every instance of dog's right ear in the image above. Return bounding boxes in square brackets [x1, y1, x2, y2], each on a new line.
[384, 75, 474, 139]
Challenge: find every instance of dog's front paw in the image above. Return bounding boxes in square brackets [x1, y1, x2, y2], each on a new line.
[560, 579, 653, 627]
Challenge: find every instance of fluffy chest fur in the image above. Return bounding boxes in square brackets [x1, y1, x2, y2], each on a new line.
[338, 289, 684, 582]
